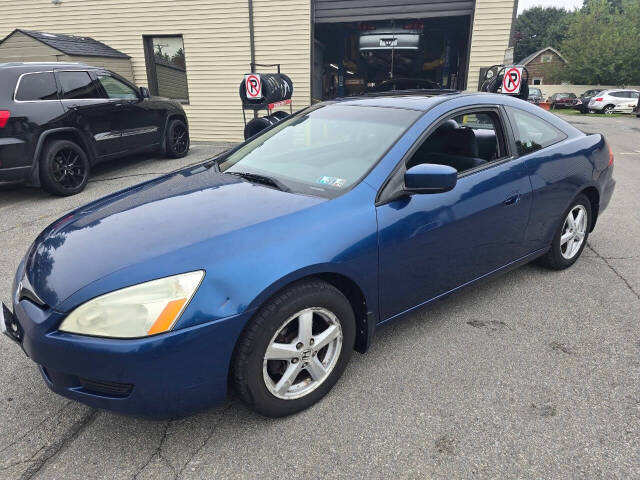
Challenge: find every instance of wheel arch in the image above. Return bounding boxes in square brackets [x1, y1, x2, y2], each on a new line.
[29, 128, 94, 186]
[580, 185, 600, 232]
[162, 112, 189, 150]
[245, 268, 377, 355]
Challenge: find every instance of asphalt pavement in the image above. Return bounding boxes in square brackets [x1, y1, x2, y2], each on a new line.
[0, 116, 638, 479]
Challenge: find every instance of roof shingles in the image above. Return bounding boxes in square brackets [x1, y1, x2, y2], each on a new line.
[18, 29, 130, 59]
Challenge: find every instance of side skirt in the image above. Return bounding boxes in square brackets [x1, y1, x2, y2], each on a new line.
[377, 247, 549, 328]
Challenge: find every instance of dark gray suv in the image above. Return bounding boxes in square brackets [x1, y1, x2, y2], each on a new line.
[0, 62, 189, 195]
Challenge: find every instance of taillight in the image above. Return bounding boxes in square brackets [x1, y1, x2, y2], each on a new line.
[608, 145, 614, 167]
[0, 110, 9, 128]
[404, 21, 424, 30]
[594, 97, 603, 102]
[359, 23, 375, 31]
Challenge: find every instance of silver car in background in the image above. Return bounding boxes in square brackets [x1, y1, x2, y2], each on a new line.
[589, 89, 640, 114]
[359, 23, 422, 52]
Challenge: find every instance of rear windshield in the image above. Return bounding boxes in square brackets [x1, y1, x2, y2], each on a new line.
[219, 104, 421, 197]
[15, 72, 58, 101]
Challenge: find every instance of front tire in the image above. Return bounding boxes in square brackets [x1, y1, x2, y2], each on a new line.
[165, 119, 190, 158]
[538, 194, 591, 270]
[232, 280, 355, 417]
[39, 139, 90, 196]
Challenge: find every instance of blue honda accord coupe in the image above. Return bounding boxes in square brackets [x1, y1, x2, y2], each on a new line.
[2, 92, 615, 418]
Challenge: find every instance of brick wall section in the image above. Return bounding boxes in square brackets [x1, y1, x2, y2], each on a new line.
[525, 51, 566, 83]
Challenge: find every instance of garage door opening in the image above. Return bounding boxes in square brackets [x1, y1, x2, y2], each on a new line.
[313, 15, 471, 101]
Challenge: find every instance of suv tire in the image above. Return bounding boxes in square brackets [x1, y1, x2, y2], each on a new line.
[165, 119, 190, 158]
[40, 139, 90, 196]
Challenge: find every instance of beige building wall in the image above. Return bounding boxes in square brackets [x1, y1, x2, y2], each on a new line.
[0, 0, 311, 142]
[1, 1, 517, 138]
[66, 56, 135, 81]
[467, 0, 516, 91]
[0, 30, 60, 62]
[252, 0, 311, 113]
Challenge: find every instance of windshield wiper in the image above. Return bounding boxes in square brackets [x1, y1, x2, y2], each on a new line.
[226, 171, 290, 192]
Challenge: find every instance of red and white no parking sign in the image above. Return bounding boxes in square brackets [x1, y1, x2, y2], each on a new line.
[502, 67, 523, 94]
[244, 74, 263, 99]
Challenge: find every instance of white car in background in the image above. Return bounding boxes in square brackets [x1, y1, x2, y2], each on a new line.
[589, 89, 640, 114]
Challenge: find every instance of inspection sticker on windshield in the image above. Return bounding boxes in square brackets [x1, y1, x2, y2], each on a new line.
[317, 176, 346, 188]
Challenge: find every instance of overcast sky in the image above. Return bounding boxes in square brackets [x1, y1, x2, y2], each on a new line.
[518, 0, 583, 13]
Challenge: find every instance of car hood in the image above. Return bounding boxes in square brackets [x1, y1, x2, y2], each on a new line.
[24, 166, 324, 309]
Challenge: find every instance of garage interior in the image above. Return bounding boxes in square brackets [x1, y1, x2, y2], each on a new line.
[312, 0, 474, 101]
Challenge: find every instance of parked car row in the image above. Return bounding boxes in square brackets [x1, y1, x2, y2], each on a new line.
[527, 86, 640, 115]
[0, 62, 190, 196]
[588, 89, 639, 114]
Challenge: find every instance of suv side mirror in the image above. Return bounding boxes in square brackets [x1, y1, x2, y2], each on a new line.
[404, 163, 457, 194]
[139, 87, 150, 99]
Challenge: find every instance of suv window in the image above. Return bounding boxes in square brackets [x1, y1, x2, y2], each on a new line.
[609, 91, 625, 98]
[508, 108, 566, 156]
[15, 72, 58, 101]
[58, 71, 104, 99]
[97, 74, 138, 100]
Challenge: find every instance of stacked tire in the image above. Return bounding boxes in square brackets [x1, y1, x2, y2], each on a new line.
[243, 111, 291, 140]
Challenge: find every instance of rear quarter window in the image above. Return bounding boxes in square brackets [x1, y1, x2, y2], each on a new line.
[58, 71, 103, 99]
[15, 72, 58, 101]
[507, 107, 567, 156]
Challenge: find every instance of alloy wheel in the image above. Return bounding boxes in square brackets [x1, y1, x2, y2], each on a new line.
[560, 205, 587, 259]
[52, 148, 86, 189]
[263, 307, 342, 400]
[172, 125, 189, 154]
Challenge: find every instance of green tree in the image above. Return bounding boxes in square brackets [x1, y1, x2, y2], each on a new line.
[582, 0, 624, 12]
[514, 7, 572, 62]
[561, 0, 640, 84]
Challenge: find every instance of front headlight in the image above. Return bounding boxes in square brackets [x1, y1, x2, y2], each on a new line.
[59, 271, 204, 338]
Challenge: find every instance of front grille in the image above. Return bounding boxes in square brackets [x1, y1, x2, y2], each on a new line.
[78, 378, 133, 397]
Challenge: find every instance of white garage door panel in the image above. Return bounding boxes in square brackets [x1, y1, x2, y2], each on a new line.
[314, 0, 475, 23]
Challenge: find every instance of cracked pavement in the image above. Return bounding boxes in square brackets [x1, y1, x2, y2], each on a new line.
[1, 116, 639, 479]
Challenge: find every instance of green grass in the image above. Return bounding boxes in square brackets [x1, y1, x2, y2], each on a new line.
[553, 109, 625, 118]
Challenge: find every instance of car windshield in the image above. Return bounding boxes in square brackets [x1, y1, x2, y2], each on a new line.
[218, 104, 421, 197]
[530, 88, 541, 95]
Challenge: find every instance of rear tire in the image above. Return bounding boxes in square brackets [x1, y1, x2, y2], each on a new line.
[39, 139, 90, 196]
[165, 119, 190, 158]
[603, 105, 615, 115]
[537, 194, 591, 270]
[232, 280, 355, 417]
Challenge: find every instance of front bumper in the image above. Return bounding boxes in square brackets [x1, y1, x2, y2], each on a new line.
[3, 297, 251, 419]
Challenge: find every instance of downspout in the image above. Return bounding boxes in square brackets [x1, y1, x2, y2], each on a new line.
[248, 0, 258, 117]
[248, 0, 256, 73]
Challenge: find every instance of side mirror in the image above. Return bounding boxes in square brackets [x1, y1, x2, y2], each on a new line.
[404, 163, 457, 194]
[139, 87, 150, 99]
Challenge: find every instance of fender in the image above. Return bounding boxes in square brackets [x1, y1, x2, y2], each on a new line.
[161, 111, 188, 153]
[245, 263, 378, 353]
[28, 127, 95, 187]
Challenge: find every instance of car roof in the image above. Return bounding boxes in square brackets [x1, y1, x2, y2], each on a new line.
[0, 61, 95, 72]
[327, 91, 495, 111]
[326, 91, 547, 111]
